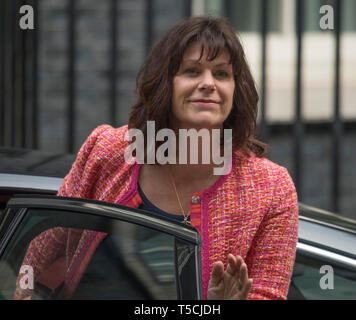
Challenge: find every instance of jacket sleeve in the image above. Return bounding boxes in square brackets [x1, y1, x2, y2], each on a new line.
[14, 125, 111, 299]
[57, 124, 113, 198]
[245, 167, 299, 300]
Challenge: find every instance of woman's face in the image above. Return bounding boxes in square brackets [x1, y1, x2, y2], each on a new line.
[171, 42, 235, 131]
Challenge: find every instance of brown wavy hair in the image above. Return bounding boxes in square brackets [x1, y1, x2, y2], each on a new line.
[128, 16, 267, 157]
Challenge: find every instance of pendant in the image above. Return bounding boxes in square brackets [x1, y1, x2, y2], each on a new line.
[183, 216, 190, 226]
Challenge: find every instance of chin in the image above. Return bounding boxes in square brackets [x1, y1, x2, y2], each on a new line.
[173, 113, 223, 130]
[187, 120, 221, 130]
[192, 116, 223, 128]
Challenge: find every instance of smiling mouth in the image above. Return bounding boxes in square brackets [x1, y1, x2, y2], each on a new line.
[191, 100, 220, 105]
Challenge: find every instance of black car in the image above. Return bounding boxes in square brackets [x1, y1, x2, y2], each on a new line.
[0, 147, 355, 300]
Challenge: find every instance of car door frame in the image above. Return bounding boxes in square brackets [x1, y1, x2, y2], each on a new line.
[288, 217, 356, 300]
[0, 194, 203, 300]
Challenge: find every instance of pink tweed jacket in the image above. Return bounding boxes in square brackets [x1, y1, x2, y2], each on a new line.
[15, 124, 298, 300]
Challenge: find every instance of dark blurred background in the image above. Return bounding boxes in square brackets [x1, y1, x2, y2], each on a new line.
[0, 0, 355, 219]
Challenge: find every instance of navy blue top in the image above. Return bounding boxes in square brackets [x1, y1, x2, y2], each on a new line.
[137, 182, 190, 223]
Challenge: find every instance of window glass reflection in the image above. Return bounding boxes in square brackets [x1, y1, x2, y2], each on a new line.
[0, 208, 178, 300]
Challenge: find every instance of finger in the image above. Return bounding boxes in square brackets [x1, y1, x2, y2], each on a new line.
[226, 254, 237, 276]
[239, 262, 249, 285]
[228, 253, 237, 266]
[240, 278, 253, 300]
[235, 255, 243, 272]
[209, 261, 224, 287]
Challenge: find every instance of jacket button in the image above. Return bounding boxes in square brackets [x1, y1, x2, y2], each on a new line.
[191, 195, 200, 204]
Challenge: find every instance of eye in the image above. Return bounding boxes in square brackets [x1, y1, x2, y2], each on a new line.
[184, 68, 200, 75]
[215, 70, 230, 78]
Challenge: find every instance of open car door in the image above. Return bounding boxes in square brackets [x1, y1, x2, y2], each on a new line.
[0, 195, 202, 300]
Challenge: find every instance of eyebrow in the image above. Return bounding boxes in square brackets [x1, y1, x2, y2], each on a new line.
[182, 59, 231, 67]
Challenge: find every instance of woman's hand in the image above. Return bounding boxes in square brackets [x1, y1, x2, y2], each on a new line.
[207, 254, 253, 300]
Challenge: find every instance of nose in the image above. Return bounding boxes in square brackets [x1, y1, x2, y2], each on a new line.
[197, 70, 216, 91]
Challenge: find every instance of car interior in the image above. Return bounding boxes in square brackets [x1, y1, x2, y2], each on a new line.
[0, 206, 199, 300]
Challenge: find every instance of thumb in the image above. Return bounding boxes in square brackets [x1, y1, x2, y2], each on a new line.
[208, 261, 224, 287]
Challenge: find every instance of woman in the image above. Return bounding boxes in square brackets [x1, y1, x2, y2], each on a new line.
[15, 16, 298, 300]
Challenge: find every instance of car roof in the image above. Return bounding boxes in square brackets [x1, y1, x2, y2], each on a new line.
[298, 203, 356, 260]
[0, 147, 75, 178]
[299, 202, 356, 234]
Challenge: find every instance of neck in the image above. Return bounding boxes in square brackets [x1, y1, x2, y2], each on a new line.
[171, 126, 226, 167]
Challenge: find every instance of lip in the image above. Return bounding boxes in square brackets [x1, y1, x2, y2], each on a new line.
[190, 99, 220, 106]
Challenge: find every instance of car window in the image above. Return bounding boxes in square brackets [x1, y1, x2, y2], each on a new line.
[0, 208, 181, 300]
[0, 194, 11, 224]
[288, 251, 356, 300]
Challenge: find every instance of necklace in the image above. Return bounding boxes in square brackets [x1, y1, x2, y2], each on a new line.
[169, 166, 214, 226]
